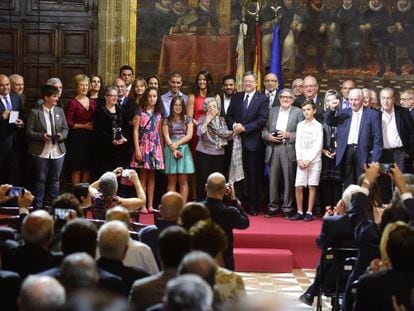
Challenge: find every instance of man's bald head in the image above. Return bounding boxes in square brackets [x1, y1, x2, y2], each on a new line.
[160, 191, 184, 222]
[205, 172, 226, 198]
[21, 210, 54, 248]
[106, 206, 131, 225]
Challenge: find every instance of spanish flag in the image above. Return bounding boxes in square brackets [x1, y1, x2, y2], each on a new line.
[253, 23, 262, 91]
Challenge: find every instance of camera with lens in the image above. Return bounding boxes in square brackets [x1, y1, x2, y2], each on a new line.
[47, 134, 60, 145]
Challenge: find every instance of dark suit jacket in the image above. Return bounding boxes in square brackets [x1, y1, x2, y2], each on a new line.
[200, 197, 249, 270]
[316, 213, 357, 251]
[296, 94, 324, 121]
[38, 266, 123, 295]
[0, 93, 25, 152]
[26, 104, 69, 156]
[226, 91, 269, 151]
[0, 270, 21, 311]
[97, 257, 148, 296]
[382, 105, 414, 157]
[325, 108, 383, 169]
[354, 269, 414, 311]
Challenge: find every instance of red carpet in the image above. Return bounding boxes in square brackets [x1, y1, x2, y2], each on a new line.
[234, 214, 322, 273]
[140, 212, 322, 273]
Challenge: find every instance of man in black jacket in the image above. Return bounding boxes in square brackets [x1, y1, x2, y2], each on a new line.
[200, 172, 249, 271]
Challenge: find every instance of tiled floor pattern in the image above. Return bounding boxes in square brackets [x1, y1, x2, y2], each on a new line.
[240, 269, 331, 310]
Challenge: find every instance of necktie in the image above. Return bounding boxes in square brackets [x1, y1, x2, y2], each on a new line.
[243, 94, 249, 111]
[4, 96, 12, 110]
[343, 99, 349, 109]
[49, 110, 56, 136]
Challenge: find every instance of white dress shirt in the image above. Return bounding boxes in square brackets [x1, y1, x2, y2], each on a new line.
[295, 118, 323, 163]
[275, 106, 291, 132]
[382, 108, 403, 149]
[347, 108, 363, 145]
[38, 106, 64, 159]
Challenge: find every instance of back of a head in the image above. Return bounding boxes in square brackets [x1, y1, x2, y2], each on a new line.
[341, 185, 362, 211]
[99, 172, 118, 198]
[164, 274, 213, 311]
[21, 210, 54, 246]
[61, 219, 97, 257]
[73, 183, 90, 202]
[189, 219, 227, 258]
[51, 193, 82, 220]
[160, 191, 184, 222]
[97, 220, 129, 261]
[386, 224, 414, 270]
[105, 206, 130, 226]
[19, 275, 65, 311]
[177, 251, 217, 288]
[60, 252, 99, 293]
[158, 225, 191, 269]
[380, 203, 409, 232]
[179, 202, 210, 230]
[206, 172, 226, 195]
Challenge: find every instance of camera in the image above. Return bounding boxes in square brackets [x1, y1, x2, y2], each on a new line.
[113, 127, 123, 140]
[47, 134, 60, 145]
[379, 163, 394, 174]
[121, 169, 130, 178]
[54, 208, 71, 220]
[6, 186, 24, 198]
[271, 130, 281, 137]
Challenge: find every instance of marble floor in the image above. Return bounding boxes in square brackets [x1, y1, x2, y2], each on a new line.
[240, 269, 331, 310]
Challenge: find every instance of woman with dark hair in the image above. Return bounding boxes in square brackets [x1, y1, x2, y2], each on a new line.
[146, 75, 161, 92]
[162, 95, 194, 202]
[88, 74, 105, 107]
[93, 86, 128, 176]
[132, 87, 164, 213]
[66, 74, 96, 185]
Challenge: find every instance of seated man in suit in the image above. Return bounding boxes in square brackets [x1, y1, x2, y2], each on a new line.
[325, 88, 383, 188]
[97, 220, 148, 296]
[354, 223, 414, 311]
[299, 184, 361, 306]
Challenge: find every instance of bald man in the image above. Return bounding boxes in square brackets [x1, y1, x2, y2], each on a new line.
[200, 172, 249, 270]
[263, 73, 279, 108]
[340, 80, 356, 109]
[0, 74, 25, 185]
[296, 76, 324, 121]
[139, 191, 184, 267]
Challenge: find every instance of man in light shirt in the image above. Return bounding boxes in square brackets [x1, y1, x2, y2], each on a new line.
[262, 88, 303, 218]
[161, 72, 188, 118]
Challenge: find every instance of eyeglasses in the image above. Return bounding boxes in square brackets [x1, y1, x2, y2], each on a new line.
[304, 84, 317, 88]
[280, 95, 293, 99]
[106, 94, 118, 97]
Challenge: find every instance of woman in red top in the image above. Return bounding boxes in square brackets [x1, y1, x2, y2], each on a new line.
[66, 74, 96, 185]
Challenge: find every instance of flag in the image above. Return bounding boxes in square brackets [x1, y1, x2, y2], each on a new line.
[269, 20, 283, 91]
[235, 23, 245, 92]
[253, 23, 262, 91]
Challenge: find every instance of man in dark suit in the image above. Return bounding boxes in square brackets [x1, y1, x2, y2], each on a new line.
[325, 88, 383, 188]
[200, 172, 249, 270]
[299, 184, 361, 306]
[378, 87, 414, 202]
[226, 71, 269, 215]
[340, 79, 356, 109]
[97, 221, 149, 296]
[0, 74, 25, 185]
[296, 75, 324, 121]
[262, 88, 303, 217]
[400, 88, 414, 173]
[263, 73, 279, 108]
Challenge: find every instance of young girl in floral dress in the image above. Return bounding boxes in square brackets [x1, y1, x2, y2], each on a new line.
[132, 87, 164, 213]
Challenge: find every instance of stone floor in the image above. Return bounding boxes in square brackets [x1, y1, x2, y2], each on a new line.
[240, 269, 331, 310]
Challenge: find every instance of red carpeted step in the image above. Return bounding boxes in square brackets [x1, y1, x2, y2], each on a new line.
[234, 248, 293, 273]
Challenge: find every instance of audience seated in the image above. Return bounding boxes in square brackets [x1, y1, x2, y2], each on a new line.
[105, 206, 159, 275]
[129, 225, 191, 311]
[38, 218, 123, 295]
[60, 289, 130, 311]
[139, 191, 184, 267]
[189, 219, 247, 306]
[18, 275, 65, 311]
[0, 261, 20, 311]
[8, 210, 56, 278]
[97, 221, 148, 295]
[354, 223, 414, 311]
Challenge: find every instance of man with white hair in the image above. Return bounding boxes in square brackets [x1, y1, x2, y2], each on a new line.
[299, 184, 362, 306]
[325, 88, 383, 187]
[97, 220, 148, 296]
[19, 275, 65, 311]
